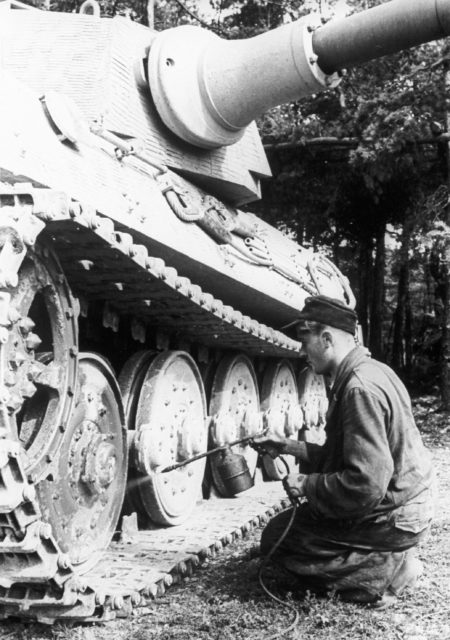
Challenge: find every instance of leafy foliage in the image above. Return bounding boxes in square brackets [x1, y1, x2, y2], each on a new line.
[246, 0, 449, 368]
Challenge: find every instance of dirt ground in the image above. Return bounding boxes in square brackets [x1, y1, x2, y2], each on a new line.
[1, 395, 450, 640]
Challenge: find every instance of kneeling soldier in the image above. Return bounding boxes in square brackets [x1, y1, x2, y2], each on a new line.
[254, 295, 434, 608]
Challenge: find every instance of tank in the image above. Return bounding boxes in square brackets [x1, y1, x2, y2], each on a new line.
[0, 0, 448, 623]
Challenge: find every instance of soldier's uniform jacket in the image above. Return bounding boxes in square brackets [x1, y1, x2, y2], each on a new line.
[301, 347, 434, 530]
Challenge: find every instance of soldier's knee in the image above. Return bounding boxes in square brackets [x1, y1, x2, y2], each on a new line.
[260, 509, 293, 556]
[260, 520, 276, 556]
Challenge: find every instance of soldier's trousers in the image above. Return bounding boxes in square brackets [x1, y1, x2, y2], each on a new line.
[260, 502, 429, 599]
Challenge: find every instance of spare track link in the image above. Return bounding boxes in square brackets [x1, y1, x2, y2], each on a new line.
[0, 185, 298, 623]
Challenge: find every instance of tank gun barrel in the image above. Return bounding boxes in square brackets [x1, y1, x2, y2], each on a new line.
[313, 0, 450, 74]
[148, 0, 450, 150]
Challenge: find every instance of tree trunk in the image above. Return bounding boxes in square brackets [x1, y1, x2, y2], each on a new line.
[392, 215, 413, 374]
[441, 51, 450, 409]
[392, 265, 407, 371]
[441, 241, 450, 408]
[405, 291, 413, 372]
[147, 0, 154, 28]
[369, 222, 386, 360]
[358, 239, 372, 345]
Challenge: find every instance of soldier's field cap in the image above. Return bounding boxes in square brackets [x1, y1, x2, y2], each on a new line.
[284, 295, 357, 335]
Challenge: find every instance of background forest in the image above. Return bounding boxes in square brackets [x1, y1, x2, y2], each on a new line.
[22, 0, 450, 403]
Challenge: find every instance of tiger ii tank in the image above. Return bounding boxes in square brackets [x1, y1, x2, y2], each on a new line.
[0, 0, 448, 623]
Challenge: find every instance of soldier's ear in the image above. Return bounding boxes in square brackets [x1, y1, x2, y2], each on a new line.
[321, 330, 333, 347]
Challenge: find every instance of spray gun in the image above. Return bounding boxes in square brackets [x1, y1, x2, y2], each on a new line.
[159, 430, 271, 497]
[159, 428, 304, 502]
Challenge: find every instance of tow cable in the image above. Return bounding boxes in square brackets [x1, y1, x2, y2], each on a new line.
[160, 440, 302, 638]
[256, 455, 301, 640]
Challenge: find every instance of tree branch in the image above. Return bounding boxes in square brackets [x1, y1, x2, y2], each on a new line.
[264, 133, 450, 153]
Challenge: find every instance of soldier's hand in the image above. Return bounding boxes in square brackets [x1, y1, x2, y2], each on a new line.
[282, 473, 307, 500]
[251, 432, 288, 458]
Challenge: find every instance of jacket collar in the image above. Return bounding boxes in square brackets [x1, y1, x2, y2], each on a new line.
[330, 346, 371, 402]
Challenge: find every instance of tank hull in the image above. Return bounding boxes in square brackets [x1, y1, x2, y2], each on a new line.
[0, 70, 335, 623]
[0, 69, 349, 329]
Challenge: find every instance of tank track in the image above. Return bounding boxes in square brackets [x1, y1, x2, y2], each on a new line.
[11, 185, 300, 358]
[0, 184, 302, 623]
[0, 439, 289, 623]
